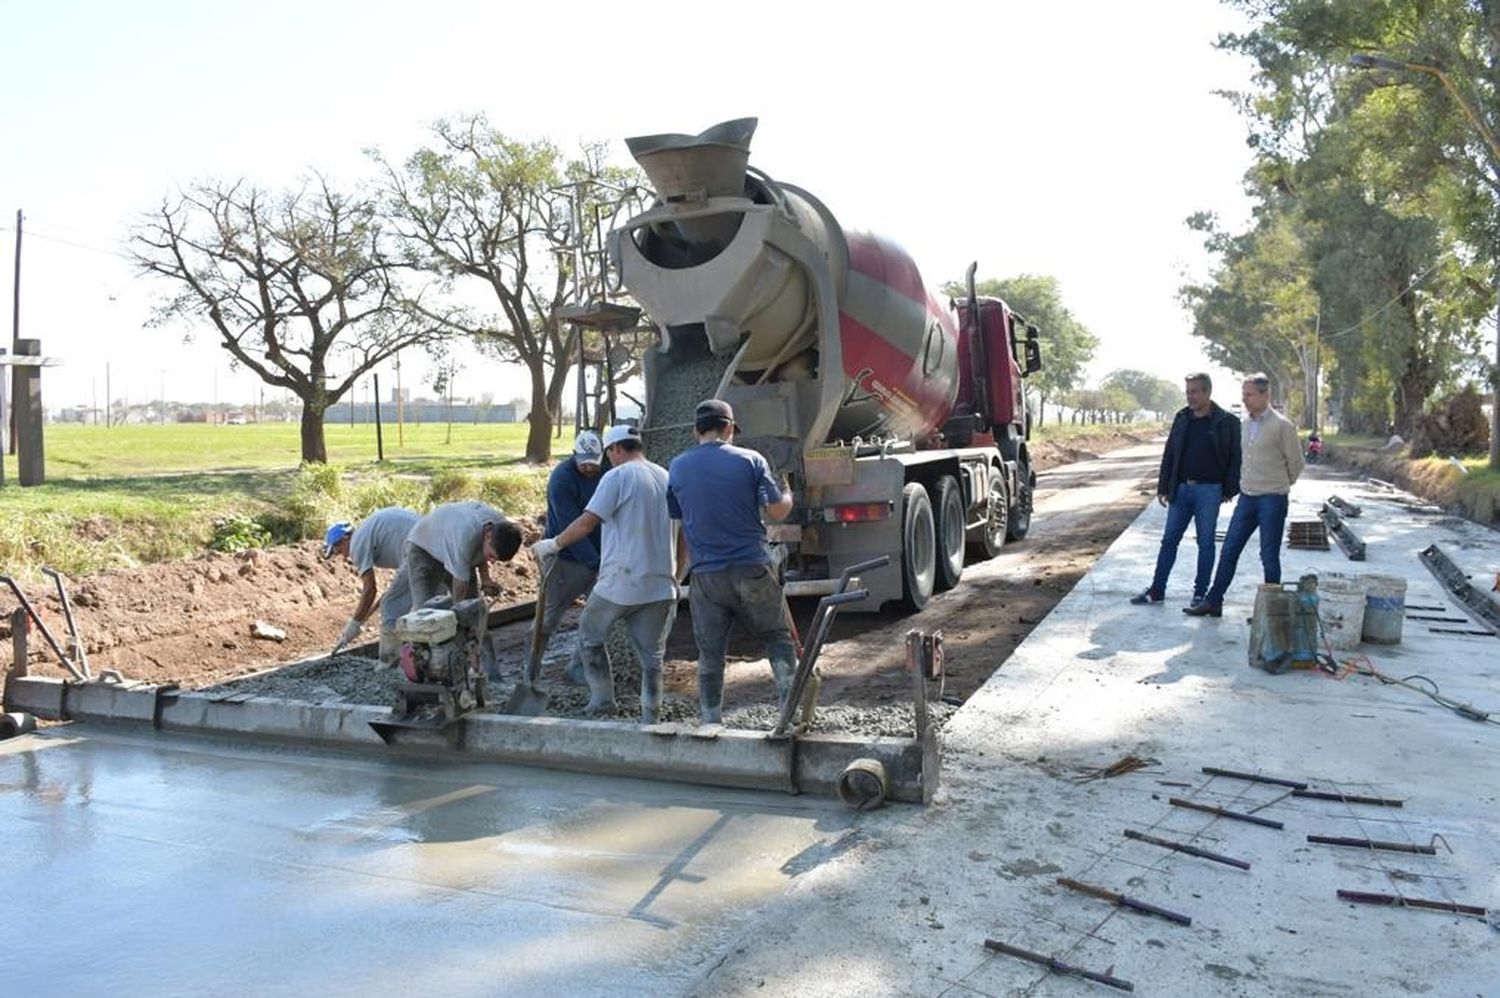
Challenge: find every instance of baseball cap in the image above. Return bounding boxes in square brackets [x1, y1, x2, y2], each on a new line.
[695, 398, 735, 428]
[602, 424, 642, 449]
[322, 521, 353, 558]
[573, 430, 603, 466]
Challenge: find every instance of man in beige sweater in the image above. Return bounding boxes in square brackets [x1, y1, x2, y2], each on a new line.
[1185, 374, 1304, 617]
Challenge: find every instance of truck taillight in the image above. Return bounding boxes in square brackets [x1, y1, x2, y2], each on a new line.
[826, 503, 891, 523]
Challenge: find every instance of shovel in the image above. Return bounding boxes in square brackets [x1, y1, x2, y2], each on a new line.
[501, 554, 555, 715]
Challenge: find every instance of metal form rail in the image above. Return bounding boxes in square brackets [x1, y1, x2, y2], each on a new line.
[1418, 544, 1500, 637]
[1320, 503, 1367, 561]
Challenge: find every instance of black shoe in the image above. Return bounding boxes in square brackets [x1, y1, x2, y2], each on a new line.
[1189, 595, 1205, 609]
[1183, 602, 1222, 617]
[1129, 589, 1164, 606]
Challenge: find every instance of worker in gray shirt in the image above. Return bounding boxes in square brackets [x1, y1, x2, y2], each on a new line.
[531, 425, 678, 722]
[404, 500, 524, 608]
[324, 506, 419, 666]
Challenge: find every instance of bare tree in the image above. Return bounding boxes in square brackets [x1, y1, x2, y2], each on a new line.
[374, 116, 645, 462]
[133, 175, 448, 462]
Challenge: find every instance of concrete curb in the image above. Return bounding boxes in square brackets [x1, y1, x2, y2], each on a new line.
[4, 676, 937, 803]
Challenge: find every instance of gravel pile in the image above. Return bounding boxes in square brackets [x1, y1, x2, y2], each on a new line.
[210, 654, 400, 705]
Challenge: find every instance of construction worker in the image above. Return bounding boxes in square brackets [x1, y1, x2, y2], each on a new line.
[539, 430, 605, 683]
[324, 506, 419, 666]
[667, 399, 795, 725]
[531, 424, 677, 722]
[403, 500, 524, 609]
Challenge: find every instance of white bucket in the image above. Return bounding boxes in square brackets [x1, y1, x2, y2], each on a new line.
[1318, 577, 1366, 651]
[1360, 573, 1407, 645]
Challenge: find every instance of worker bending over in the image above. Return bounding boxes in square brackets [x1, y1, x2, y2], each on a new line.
[403, 500, 523, 608]
[668, 399, 795, 725]
[324, 506, 419, 666]
[539, 431, 605, 683]
[531, 424, 678, 722]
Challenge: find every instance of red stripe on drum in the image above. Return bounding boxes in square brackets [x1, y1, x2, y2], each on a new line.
[839, 310, 957, 435]
[846, 231, 927, 308]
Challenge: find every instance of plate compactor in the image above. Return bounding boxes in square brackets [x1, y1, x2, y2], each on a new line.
[369, 596, 492, 743]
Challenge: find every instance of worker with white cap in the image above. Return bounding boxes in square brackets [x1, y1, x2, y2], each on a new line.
[324, 506, 419, 666]
[531, 424, 678, 722]
[537, 430, 606, 682]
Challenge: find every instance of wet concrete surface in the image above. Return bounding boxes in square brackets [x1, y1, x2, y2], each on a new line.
[0, 727, 852, 997]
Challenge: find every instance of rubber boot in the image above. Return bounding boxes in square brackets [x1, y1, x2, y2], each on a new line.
[640, 667, 663, 725]
[562, 650, 586, 687]
[698, 666, 724, 725]
[770, 652, 797, 714]
[582, 648, 617, 716]
[377, 626, 400, 671]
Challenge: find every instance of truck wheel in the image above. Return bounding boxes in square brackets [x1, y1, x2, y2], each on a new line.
[931, 476, 965, 591]
[899, 482, 936, 610]
[968, 473, 1009, 561]
[1006, 463, 1035, 541]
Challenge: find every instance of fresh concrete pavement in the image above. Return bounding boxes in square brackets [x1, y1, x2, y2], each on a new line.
[3, 452, 1496, 996]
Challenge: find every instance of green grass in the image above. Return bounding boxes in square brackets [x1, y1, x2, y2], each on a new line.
[0, 423, 555, 580]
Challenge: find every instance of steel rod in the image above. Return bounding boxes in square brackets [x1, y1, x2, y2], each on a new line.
[1307, 835, 1436, 855]
[41, 566, 89, 678]
[1201, 766, 1308, 790]
[1336, 889, 1487, 918]
[1291, 789, 1404, 807]
[1123, 829, 1251, 870]
[1055, 877, 1192, 926]
[0, 575, 85, 681]
[1168, 797, 1284, 829]
[982, 938, 1135, 992]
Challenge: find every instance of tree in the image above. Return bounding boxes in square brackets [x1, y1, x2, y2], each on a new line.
[944, 274, 1099, 426]
[1102, 369, 1179, 419]
[134, 176, 446, 462]
[1216, 0, 1499, 457]
[374, 116, 646, 463]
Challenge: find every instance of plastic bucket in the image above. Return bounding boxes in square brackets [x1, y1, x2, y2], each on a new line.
[1361, 574, 1407, 645]
[1318, 577, 1366, 651]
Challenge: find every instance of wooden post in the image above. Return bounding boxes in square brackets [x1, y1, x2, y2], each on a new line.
[8, 607, 28, 684]
[15, 339, 43, 486]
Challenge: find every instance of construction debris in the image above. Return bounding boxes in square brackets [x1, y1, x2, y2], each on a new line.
[1327, 495, 1362, 518]
[251, 621, 287, 642]
[1320, 504, 1367, 561]
[1307, 835, 1437, 855]
[982, 937, 1135, 992]
[1287, 520, 1330, 551]
[1337, 889, 1487, 919]
[1123, 828, 1251, 870]
[1168, 796, 1284, 829]
[1419, 545, 1500, 636]
[1074, 754, 1153, 782]
[1055, 877, 1192, 926]
[1201, 766, 1308, 790]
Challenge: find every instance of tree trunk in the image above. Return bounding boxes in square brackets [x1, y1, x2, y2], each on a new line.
[525, 366, 552, 463]
[299, 403, 328, 464]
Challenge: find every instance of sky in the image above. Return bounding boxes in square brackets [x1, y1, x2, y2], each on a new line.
[0, 0, 1259, 415]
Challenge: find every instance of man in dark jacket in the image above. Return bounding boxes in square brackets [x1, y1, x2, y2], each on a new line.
[1131, 373, 1240, 608]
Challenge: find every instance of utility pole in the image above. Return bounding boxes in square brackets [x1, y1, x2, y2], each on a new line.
[159, 369, 166, 425]
[395, 350, 404, 447]
[9, 209, 20, 456]
[105, 363, 111, 427]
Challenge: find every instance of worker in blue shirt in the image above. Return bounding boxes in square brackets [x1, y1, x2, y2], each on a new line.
[539, 430, 605, 682]
[668, 399, 795, 725]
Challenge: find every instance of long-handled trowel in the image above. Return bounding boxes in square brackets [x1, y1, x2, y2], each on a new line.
[500, 555, 554, 715]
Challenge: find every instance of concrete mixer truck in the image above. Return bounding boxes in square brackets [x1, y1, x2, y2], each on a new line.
[609, 118, 1042, 611]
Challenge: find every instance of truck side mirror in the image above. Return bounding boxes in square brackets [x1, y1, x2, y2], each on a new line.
[1023, 327, 1042, 375]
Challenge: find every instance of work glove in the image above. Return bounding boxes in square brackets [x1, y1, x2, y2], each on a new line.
[332, 618, 362, 655]
[530, 538, 560, 563]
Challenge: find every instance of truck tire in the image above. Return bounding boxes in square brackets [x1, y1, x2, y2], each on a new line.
[931, 476, 965, 591]
[899, 482, 936, 610]
[967, 471, 1009, 561]
[1006, 463, 1035, 541]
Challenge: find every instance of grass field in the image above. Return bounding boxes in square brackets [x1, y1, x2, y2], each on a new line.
[1, 423, 551, 579]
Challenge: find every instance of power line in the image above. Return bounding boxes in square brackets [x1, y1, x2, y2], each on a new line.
[0, 224, 131, 261]
[1318, 259, 1444, 343]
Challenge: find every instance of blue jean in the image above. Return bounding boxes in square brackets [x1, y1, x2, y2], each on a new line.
[1204, 493, 1290, 606]
[1148, 482, 1223, 599]
[689, 563, 797, 723]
